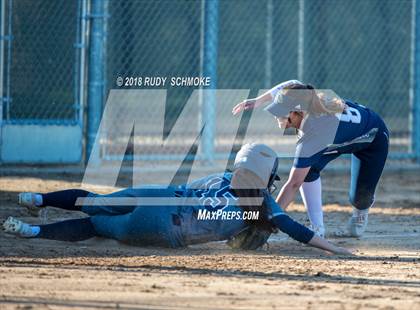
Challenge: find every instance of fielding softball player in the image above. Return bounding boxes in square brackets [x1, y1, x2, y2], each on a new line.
[3, 143, 351, 255]
[233, 81, 389, 237]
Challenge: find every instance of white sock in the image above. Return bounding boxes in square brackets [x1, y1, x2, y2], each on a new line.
[35, 194, 43, 207]
[300, 177, 324, 229]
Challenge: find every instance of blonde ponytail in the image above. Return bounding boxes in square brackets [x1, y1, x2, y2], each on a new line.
[313, 90, 347, 114]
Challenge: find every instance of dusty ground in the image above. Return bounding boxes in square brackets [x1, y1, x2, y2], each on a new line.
[0, 169, 419, 309]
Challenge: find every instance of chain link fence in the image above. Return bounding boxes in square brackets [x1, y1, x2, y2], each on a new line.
[2, 0, 82, 124]
[302, 0, 412, 155]
[102, 0, 416, 163]
[103, 0, 202, 160]
[1, 0, 418, 165]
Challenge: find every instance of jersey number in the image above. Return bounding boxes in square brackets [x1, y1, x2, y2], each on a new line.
[196, 177, 237, 210]
[339, 107, 361, 124]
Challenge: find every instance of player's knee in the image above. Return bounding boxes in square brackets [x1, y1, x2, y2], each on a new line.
[304, 169, 320, 183]
[349, 189, 374, 210]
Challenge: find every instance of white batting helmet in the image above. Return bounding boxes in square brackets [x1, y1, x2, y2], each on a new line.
[233, 143, 280, 188]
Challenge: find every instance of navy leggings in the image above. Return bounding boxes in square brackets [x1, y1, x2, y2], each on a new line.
[304, 126, 389, 210]
[36, 189, 97, 241]
[35, 189, 182, 247]
[41, 189, 90, 211]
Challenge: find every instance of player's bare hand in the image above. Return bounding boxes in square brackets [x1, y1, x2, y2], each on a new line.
[232, 99, 258, 115]
[333, 246, 356, 256]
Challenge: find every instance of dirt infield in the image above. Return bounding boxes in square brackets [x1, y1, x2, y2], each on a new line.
[0, 170, 419, 309]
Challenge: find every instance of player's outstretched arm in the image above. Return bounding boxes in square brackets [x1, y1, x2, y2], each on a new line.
[307, 234, 354, 255]
[232, 80, 305, 115]
[264, 190, 353, 255]
[271, 213, 354, 255]
[232, 91, 273, 115]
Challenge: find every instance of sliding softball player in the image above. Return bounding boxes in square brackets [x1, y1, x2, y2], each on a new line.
[233, 81, 389, 237]
[3, 143, 351, 255]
